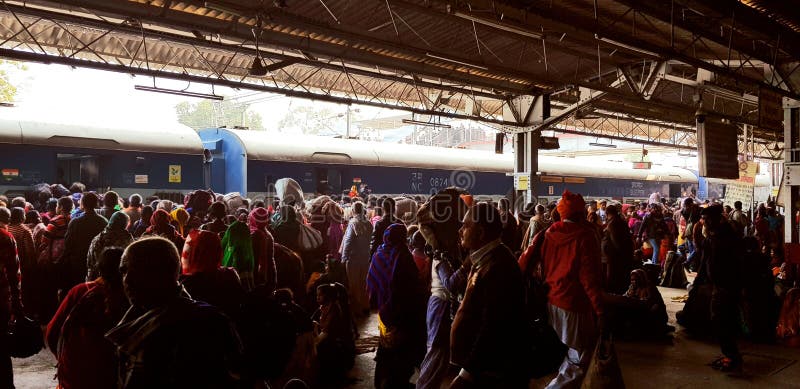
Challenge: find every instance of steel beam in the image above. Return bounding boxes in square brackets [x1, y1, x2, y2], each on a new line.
[437, 0, 800, 100]
[16, 0, 542, 94]
[1, 2, 515, 99]
[612, 0, 777, 65]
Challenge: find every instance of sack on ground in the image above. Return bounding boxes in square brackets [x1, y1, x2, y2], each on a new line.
[581, 338, 625, 389]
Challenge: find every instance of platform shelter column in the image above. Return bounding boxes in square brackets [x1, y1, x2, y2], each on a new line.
[503, 95, 550, 208]
[785, 107, 800, 245]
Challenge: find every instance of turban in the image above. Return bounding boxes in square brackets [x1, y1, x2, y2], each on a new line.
[556, 190, 585, 221]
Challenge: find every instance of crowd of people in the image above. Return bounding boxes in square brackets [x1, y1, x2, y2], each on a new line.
[0, 180, 796, 388]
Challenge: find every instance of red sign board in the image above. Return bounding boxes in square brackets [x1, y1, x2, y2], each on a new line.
[632, 161, 652, 169]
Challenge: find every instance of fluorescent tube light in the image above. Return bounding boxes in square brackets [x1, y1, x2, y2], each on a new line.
[453, 12, 543, 40]
[402, 119, 452, 128]
[425, 53, 489, 70]
[589, 142, 617, 148]
[134, 85, 224, 100]
[594, 34, 659, 57]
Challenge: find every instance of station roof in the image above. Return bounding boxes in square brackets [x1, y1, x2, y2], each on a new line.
[0, 1, 798, 158]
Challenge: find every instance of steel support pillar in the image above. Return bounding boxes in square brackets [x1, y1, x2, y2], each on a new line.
[505, 95, 549, 209]
[785, 108, 800, 244]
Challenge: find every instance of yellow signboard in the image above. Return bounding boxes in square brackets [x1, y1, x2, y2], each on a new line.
[168, 165, 182, 183]
[516, 175, 529, 190]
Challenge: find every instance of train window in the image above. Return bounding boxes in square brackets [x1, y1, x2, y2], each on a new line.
[135, 156, 146, 169]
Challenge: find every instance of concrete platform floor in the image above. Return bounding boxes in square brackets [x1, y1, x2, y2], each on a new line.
[13, 285, 800, 388]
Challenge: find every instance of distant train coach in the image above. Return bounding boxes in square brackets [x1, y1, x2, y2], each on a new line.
[197, 127, 701, 204]
[0, 118, 204, 198]
[0, 119, 770, 206]
[197, 127, 513, 200]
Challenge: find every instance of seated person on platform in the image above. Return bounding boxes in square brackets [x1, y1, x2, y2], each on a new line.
[312, 283, 356, 384]
[606, 269, 670, 339]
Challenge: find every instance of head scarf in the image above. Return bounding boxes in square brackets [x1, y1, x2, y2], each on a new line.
[625, 269, 652, 301]
[249, 207, 270, 233]
[182, 229, 222, 274]
[150, 209, 172, 230]
[221, 220, 255, 274]
[107, 211, 129, 232]
[366, 223, 409, 315]
[171, 207, 190, 236]
[271, 205, 299, 231]
[556, 190, 586, 221]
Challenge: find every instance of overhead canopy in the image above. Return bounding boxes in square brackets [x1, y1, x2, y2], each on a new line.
[0, 1, 798, 157]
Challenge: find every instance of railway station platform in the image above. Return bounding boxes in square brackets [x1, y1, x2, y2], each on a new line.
[12, 285, 800, 389]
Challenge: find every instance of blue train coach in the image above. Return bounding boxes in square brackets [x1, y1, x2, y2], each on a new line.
[0, 118, 204, 198]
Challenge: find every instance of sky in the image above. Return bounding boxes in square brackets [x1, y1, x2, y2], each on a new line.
[3, 62, 416, 141]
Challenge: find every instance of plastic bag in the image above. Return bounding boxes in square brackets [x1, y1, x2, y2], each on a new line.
[527, 318, 568, 379]
[581, 338, 625, 389]
[298, 224, 323, 251]
[275, 178, 304, 206]
[223, 192, 246, 212]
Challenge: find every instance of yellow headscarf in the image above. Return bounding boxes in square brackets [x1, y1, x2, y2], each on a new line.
[171, 207, 190, 236]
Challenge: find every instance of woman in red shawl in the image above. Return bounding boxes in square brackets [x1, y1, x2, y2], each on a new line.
[143, 209, 185, 251]
[46, 247, 128, 389]
[249, 207, 276, 293]
[179, 229, 244, 319]
[37, 196, 73, 322]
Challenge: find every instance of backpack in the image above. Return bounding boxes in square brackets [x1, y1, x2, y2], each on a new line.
[520, 228, 550, 321]
[38, 226, 67, 266]
[518, 227, 568, 379]
[646, 215, 665, 240]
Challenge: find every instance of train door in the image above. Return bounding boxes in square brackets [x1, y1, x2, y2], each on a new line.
[314, 167, 342, 196]
[56, 154, 101, 190]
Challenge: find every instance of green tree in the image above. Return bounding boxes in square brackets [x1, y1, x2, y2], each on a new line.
[0, 60, 25, 103]
[276, 105, 342, 135]
[175, 99, 264, 130]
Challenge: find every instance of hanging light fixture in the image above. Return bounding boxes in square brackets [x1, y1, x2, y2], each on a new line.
[249, 57, 268, 76]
